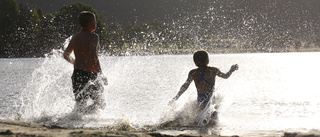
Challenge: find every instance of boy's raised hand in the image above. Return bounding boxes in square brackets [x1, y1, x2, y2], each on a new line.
[231, 64, 239, 72]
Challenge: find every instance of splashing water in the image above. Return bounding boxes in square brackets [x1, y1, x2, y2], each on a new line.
[19, 49, 75, 121]
[16, 37, 218, 131]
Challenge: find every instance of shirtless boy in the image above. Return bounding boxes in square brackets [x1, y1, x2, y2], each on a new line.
[63, 11, 107, 112]
[171, 50, 238, 110]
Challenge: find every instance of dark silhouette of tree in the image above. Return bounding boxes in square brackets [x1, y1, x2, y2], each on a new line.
[53, 2, 107, 49]
[105, 22, 124, 51]
[0, 0, 19, 57]
[0, 1, 109, 57]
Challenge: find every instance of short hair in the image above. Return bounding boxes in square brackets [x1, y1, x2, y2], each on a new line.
[193, 50, 209, 67]
[78, 11, 95, 28]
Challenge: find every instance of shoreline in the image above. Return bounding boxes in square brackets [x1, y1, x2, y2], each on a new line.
[0, 120, 231, 137]
[1, 48, 320, 58]
[0, 120, 320, 137]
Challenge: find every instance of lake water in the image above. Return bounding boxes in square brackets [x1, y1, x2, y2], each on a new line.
[1, 51, 320, 136]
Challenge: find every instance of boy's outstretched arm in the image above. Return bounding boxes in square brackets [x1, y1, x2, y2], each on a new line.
[217, 64, 239, 79]
[170, 70, 194, 103]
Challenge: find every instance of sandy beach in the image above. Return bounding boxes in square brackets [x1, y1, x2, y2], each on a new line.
[0, 120, 233, 137]
[1, 120, 320, 137]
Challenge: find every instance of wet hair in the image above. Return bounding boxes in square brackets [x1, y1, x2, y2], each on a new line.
[193, 50, 209, 67]
[78, 11, 95, 28]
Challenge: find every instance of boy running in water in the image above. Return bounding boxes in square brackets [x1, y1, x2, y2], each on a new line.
[171, 50, 238, 110]
[63, 11, 107, 112]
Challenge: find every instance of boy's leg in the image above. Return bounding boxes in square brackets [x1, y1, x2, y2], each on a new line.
[72, 69, 90, 105]
[89, 82, 106, 109]
[74, 99, 88, 112]
[93, 92, 106, 109]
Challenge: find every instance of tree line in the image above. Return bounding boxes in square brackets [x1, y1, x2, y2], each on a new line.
[0, 0, 107, 57]
[0, 0, 199, 57]
[1, 0, 320, 58]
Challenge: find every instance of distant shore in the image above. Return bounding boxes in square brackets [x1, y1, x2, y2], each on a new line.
[1, 46, 320, 58]
[103, 47, 320, 56]
[0, 120, 320, 137]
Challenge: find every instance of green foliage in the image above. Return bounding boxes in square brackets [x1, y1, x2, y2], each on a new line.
[1, 0, 318, 57]
[0, 0, 19, 56]
[105, 22, 124, 50]
[53, 2, 107, 49]
[0, 0, 204, 57]
[0, 1, 108, 57]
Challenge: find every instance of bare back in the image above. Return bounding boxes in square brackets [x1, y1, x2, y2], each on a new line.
[191, 67, 219, 94]
[64, 30, 101, 73]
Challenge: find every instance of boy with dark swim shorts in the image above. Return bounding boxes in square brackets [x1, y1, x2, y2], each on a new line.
[170, 50, 238, 110]
[63, 11, 107, 112]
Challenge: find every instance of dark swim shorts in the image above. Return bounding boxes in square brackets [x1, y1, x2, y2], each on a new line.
[71, 69, 103, 102]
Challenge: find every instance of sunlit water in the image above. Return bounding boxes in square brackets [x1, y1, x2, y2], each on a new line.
[1, 52, 320, 136]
